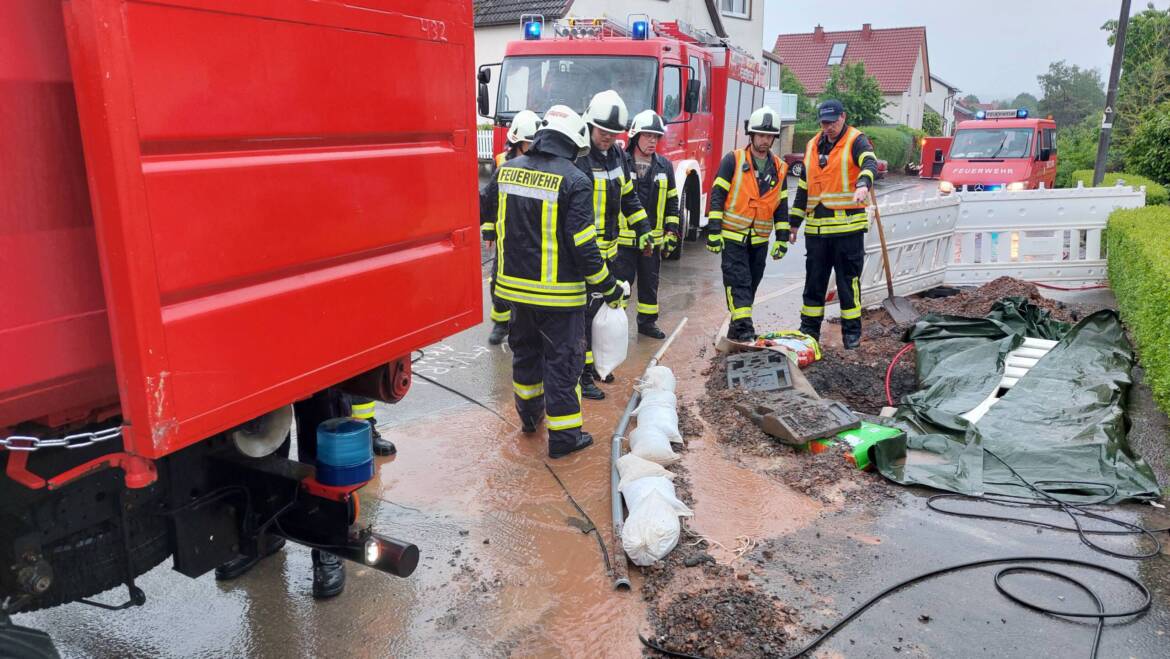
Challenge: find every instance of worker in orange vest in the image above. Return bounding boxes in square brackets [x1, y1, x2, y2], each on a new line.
[481, 110, 541, 345]
[791, 100, 879, 349]
[706, 106, 789, 343]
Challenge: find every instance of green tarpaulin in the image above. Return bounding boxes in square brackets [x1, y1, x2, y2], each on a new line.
[873, 297, 1161, 503]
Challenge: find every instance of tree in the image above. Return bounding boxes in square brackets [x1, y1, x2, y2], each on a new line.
[1055, 115, 1100, 188]
[780, 67, 815, 123]
[922, 108, 943, 136]
[962, 93, 981, 106]
[1010, 92, 1040, 114]
[1124, 101, 1170, 185]
[1037, 61, 1105, 127]
[1104, 4, 1170, 163]
[819, 62, 888, 126]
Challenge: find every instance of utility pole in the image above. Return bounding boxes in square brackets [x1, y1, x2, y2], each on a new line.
[1093, 0, 1132, 186]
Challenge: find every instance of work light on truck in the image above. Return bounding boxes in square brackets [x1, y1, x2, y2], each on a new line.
[939, 180, 955, 194]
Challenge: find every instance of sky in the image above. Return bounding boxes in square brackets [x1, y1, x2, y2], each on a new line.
[762, 0, 1170, 102]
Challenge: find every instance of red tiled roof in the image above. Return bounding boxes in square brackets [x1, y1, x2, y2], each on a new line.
[773, 25, 929, 95]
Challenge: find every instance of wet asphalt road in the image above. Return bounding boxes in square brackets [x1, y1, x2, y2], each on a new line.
[15, 176, 1170, 658]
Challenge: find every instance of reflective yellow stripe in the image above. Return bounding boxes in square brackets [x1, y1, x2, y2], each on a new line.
[774, 221, 791, 232]
[573, 224, 597, 246]
[351, 402, 376, 419]
[547, 411, 583, 431]
[585, 263, 611, 285]
[637, 302, 658, 315]
[801, 305, 825, 317]
[621, 177, 633, 194]
[749, 235, 770, 245]
[798, 179, 808, 190]
[859, 170, 875, 181]
[656, 177, 668, 235]
[805, 216, 869, 235]
[496, 191, 507, 271]
[790, 207, 807, 219]
[593, 178, 606, 232]
[513, 381, 545, 400]
[541, 200, 557, 282]
[713, 177, 731, 191]
[496, 273, 585, 293]
[838, 277, 862, 320]
[856, 150, 876, 167]
[625, 208, 648, 225]
[708, 210, 724, 220]
[666, 188, 679, 198]
[729, 150, 746, 211]
[496, 287, 586, 307]
[720, 229, 749, 243]
[725, 286, 752, 320]
[490, 307, 511, 323]
[585, 350, 594, 365]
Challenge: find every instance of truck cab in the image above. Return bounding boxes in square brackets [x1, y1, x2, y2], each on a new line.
[938, 110, 1057, 193]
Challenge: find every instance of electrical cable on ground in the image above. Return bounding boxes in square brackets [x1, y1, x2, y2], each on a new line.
[1031, 282, 1109, 292]
[884, 343, 915, 406]
[410, 350, 517, 429]
[544, 463, 613, 576]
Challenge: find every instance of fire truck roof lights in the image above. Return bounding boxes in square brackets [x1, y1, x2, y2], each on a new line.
[976, 108, 1031, 120]
[632, 20, 649, 40]
[521, 14, 544, 40]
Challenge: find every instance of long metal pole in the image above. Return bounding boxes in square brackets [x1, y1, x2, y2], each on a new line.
[609, 317, 688, 590]
[1093, 0, 1132, 186]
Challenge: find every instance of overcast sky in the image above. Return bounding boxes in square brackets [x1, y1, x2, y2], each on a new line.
[762, 0, 1170, 101]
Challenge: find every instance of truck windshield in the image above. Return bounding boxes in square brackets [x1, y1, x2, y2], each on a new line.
[949, 128, 1034, 159]
[496, 56, 657, 121]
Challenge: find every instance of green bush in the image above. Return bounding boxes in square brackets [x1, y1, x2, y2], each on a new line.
[1055, 116, 1099, 188]
[791, 126, 819, 154]
[1107, 206, 1170, 414]
[1071, 170, 1169, 205]
[922, 109, 943, 136]
[1124, 102, 1170, 186]
[861, 125, 914, 171]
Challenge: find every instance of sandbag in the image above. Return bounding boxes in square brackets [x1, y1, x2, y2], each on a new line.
[616, 453, 676, 490]
[622, 490, 683, 566]
[639, 365, 676, 393]
[620, 476, 692, 515]
[629, 425, 679, 464]
[633, 389, 677, 416]
[592, 282, 631, 379]
[637, 405, 682, 444]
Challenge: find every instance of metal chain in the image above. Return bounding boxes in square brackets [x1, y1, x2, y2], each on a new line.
[0, 426, 122, 452]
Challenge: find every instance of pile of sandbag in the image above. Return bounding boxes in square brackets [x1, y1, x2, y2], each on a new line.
[619, 366, 691, 566]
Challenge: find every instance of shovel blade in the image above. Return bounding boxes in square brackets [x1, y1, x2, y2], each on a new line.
[882, 296, 918, 324]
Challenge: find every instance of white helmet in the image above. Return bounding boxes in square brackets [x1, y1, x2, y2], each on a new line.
[507, 110, 541, 145]
[629, 110, 666, 139]
[539, 105, 590, 157]
[745, 106, 782, 135]
[583, 89, 629, 134]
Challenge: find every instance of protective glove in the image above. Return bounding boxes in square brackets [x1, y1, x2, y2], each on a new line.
[663, 230, 680, 256]
[706, 233, 723, 254]
[771, 229, 790, 261]
[603, 280, 627, 309]
[481, 225, 496, 243]
[637, 232, 653, 252]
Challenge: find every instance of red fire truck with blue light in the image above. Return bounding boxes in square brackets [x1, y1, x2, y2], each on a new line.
[937, 109, 1058, 193]
[476, 16, 769, 255]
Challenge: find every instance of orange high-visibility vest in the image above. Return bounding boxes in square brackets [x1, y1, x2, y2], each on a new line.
[722, 148, 787, 244]
[494, 152, 507, 167]
[804, 126, 865, 212]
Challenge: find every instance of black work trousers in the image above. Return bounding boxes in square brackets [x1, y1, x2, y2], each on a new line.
[721, 239, 769, 337]
[613, 246, 661, 325]
[800, 232, 866, 336]
[510, 305, 586, 450]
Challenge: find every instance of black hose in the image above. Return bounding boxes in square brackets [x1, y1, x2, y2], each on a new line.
[410, 350, 516, 428]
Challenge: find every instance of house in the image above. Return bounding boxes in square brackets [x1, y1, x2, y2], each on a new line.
[924, 73, 960, 135]
[473, 0, 767, 120]
[773, 23, 931, 129]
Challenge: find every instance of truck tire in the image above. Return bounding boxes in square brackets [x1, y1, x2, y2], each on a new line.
[15, 512, 169, 613]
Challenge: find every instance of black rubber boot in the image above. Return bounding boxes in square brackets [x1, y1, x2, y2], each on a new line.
[312, 550, 346, 599]
[580, 371, 605, 400]
[520, 415, 540, 434]
[215, 535, 286, 581]
[799, 320, 822, 344]
[549, 432, 594, 459]
[487, 322, 509, 346]
[728, 321, 756, 343]
[369, 419, 396, 456]
[638, 322, 666, 339]
[842, 322, 862, 350]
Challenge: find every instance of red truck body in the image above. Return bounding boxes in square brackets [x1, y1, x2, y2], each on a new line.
[938, 111, 1058, 192]
[2, 0, 479, 618]
[482, 18, 765, 240]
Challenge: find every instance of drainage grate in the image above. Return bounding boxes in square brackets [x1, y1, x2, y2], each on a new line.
[726, 351, 794, 392]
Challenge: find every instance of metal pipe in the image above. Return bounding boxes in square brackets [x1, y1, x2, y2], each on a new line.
[610, 317, 688, 590]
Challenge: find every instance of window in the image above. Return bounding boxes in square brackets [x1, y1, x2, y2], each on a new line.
[662, 66, 682, 122]
[702, 59, 712, 112]
[720, 0, 750, 19]
[1045, 128, 1057, 153]
[948, 128, 1034, 160]
[496, 55, 658, 118]
[827, 42, 847, 66]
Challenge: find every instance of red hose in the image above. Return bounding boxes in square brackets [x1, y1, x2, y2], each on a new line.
[1031, 282, 1109, 292]
[885, 343, 915, 407]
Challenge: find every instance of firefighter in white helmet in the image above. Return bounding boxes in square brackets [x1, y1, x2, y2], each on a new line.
[485, 105, 625, 458]
[614, 109, 680, 339]
[481, 109, 541, 345]
[707, 106, 790, 343]
[576, 90, 651, 399]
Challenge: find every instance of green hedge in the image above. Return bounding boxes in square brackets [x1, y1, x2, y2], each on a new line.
[1071, 170, 1169, 205]
[1107, 206, 1170, 414]
[860, 125, 914, 171]
[791, 127, 819, 154]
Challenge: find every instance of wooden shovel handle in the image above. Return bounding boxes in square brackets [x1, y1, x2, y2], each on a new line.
[870, 188, 896, 300]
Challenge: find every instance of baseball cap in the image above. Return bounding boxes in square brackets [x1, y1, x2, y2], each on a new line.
[817, 99, 845, 123]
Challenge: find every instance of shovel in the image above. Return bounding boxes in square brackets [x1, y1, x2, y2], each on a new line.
[869, 188, 918, 324]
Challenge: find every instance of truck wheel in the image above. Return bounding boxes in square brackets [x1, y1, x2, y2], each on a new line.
[14, 510, 169, 613]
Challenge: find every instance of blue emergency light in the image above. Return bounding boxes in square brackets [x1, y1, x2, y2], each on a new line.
[632, 20, 649, 40]
[1017, 108, 1029, 118]
[975, 110, 987, 120]
[524, 20, 542, 40]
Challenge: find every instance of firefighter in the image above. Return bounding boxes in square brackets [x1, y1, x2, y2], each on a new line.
[348, 396, 395, 455]
[489, 105, 625, 458]
[791, 100, 879, 349]
[706, 106, 789, 343]
[576, 90, 651, 399]
[615, 109, 679, 340]
[482, 110, 541, 345]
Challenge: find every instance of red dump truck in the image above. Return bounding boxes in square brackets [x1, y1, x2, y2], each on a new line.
[1, 0, 479, 621]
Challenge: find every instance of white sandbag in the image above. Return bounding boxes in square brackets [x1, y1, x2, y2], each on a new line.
[621, 476, 692, 515]
[591, 282, 631, 379]
[628, 425, 679, 465]
[639, 365, 676, 393]
[632, 389, 677, 416]
[616, 453, 676, 490]
[622, 490, 683, 566]
[637, 405, 682, 444]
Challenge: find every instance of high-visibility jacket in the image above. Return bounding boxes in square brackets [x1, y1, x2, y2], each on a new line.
[494, 151, 507, 168]
[797, 127, 876, 236]
[576, 145, 648, 260]
[708, 148, 789, 246]
[619, 152, 679, 248]
[485, 132, 618, 310]
[481, 150, 519, 241]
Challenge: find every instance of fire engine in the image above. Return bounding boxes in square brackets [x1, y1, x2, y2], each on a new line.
[937, 109, 1058, 193]
[476, 16, 768, 256]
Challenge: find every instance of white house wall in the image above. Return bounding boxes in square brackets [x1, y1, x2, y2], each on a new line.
[877, 50, 926, 129]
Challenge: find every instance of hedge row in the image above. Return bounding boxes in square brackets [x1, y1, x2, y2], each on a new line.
[1071, 170, 1168, 206]
[788, 124, 921, 172]
[1107, 206, 1170, 414]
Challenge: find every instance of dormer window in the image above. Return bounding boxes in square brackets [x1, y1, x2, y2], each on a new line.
[827, 42, 847, 66]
